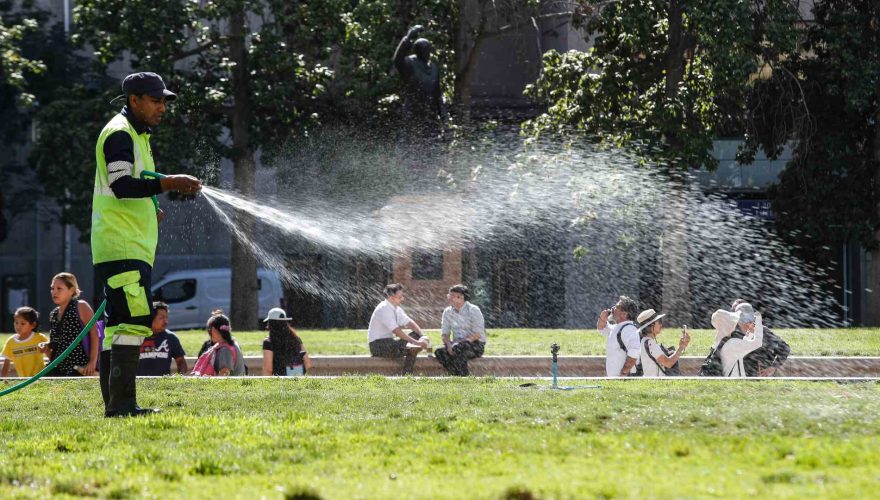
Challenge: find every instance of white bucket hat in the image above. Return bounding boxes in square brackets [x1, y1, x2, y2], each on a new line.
[711, 309, 741, 337]
[637, 309, 666, 333]
[263, 307, 292, 322]
[734, 302, 756, 324]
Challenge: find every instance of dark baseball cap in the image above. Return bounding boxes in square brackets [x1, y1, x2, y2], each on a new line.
[121, 72, 177, 101]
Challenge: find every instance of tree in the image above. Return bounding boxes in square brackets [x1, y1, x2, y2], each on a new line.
[523, 0, 800, 324]
[1, 5, 48, 243]
[742, 0, 880, 323]
[64, 0, 332, 328]
[0, 14, 45, 108]
[57, 0, 464, 327]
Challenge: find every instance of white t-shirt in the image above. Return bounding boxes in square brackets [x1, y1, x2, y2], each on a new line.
[367, 299, 413, 342]
[715, 315, 764, 377]
[597, 320, 641, 377]
[640, 337, 670, 377]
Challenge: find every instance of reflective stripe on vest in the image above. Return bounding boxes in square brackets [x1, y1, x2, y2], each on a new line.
[91, 113, 159, 266]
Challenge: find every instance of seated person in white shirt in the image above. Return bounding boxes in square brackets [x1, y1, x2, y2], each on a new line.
[434, 284, 486, 376]
[710, 308, 764, 377]
[596, 295, 641, 377]
[367, 283, 429, 374]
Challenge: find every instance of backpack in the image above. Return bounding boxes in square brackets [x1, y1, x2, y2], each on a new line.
[733, 327, 790, 376]
[699, 337, 733, 377]
[616, 324, 642, 377]
[191, 343, 236, 376]
[643, 337, 681, 376]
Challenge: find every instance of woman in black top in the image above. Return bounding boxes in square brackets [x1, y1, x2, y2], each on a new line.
[45, 273, 100, 376]
[261, 308, 312, 376]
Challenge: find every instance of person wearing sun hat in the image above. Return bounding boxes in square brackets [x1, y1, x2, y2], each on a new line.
[637, 309, 690, 377]
[730, 300, 790, 377]
[710, 308, 764, 377]
[261, 308, 311, 376]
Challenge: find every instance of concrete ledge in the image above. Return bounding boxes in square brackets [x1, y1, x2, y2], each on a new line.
[229, 355, 880, 377]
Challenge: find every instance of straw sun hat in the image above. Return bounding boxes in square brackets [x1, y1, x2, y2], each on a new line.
[637, 309, 666, 333]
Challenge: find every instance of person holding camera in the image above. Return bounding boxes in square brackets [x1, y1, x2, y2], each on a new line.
[596, 296, 641, 377]
[730, 300, 789, 376]
[710, 308, 764, 377]
[636, 309, 689, 377]
[434, 284, 486, 376]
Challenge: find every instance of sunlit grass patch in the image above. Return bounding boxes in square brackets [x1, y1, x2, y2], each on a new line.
[0, 378, 878, 498]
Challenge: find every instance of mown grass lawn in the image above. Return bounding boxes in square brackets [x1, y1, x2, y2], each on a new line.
[3, 328, 880, 357]
[0, 378, 878, 498]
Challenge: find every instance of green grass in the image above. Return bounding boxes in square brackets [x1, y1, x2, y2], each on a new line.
[0, 378, 878, 498]
[3, 327, 880, 357]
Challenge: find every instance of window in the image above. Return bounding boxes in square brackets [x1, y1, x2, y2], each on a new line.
[155, 279, 197, 304]
[411, 250, 444, 280]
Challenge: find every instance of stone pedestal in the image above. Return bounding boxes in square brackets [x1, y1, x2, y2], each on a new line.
[380, 195, 468, 328]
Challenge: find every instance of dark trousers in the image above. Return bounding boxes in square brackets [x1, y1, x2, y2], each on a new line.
[95, 259, 154, 337]
[434, 341, 485, 376]
[95, 259, 154, 415]
[369, 332, 422, 374]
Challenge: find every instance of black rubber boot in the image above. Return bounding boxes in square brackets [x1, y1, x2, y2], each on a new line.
[99, 349, 111, 413]
[105, 345, 160, 417]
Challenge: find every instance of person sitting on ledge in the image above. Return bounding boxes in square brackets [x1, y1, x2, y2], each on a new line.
[191, 312, 245, 377]
[262, 308, 311, 376]
[367, 283, 429, 375]
[434, 284, 486, 376]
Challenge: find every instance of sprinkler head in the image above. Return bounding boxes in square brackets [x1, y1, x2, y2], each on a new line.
[550, 343, 560, 356]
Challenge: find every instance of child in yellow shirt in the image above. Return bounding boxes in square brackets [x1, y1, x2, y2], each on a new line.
[1, 307, 49, 377]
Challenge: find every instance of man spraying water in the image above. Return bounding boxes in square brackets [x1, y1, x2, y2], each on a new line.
[94, 72, 201, 417]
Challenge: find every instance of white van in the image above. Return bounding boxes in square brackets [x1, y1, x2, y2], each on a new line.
[151, 268, 284, 330]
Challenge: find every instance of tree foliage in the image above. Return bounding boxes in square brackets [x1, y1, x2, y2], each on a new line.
[524, 0, 800, 170]
[0, 6, 45, 108]
[745, 0, 880, 253]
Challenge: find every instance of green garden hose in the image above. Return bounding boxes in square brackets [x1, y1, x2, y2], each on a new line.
[2, 170, 164, 396]
[0, 299, 107, 397]
[141, 170, 166, 213]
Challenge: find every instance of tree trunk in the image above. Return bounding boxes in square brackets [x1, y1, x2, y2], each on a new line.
[453, 0, 488, 123]
[228, 8, 260, 330]
[660, 0, 692, 326]
[869, 105, 880, 325]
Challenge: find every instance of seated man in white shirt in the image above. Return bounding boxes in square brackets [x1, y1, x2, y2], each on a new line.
[595, 295, 641, 377]
[367, 283, 429, 374]
[435, 284, 486, 376]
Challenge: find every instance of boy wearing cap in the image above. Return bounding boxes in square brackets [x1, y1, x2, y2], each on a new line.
[94, 72, 202, 417]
